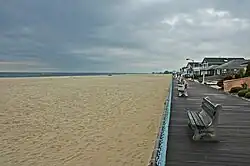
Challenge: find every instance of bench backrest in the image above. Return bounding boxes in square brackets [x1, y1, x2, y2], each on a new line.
[199, 97, 222, 127]
[177, 84, 186, 92]
[177, 79, 187, 90]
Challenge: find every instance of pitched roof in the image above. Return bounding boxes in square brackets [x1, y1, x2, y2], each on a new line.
[201, 57, 245, 64]
[216, 59, 247, 69]
[186, 62, 201, 67]
[241, 60, 250, 65]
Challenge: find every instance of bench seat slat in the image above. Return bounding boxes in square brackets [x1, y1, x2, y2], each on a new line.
[187, 110, 196, 126]
[187, 110, 206, 129]
[190, 111, 205, 127]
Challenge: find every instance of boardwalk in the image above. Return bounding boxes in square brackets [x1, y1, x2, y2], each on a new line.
[166, 80, 250, 166]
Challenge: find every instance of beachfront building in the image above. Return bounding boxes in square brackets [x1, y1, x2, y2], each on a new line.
[180, 66, 188, 77]
[201, 57, 245, 76]
[240, 60, 250, 72]
[186, 62, 202, 76]
[215, 59, 248, 75]
[179, 57, 247, 79]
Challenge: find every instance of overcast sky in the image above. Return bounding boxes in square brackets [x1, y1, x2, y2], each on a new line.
[0, 0, 250, 72]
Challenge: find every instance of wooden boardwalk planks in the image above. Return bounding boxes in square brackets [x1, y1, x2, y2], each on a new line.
[166, 80, 250, 166]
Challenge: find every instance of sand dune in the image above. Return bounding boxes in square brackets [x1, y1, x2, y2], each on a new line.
[0, 75, 171, 166]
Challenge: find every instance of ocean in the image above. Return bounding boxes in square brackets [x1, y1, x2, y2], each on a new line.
[0, 72, 128, 78]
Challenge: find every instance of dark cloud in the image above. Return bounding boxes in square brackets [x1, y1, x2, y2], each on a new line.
[0, 0, 250, 72]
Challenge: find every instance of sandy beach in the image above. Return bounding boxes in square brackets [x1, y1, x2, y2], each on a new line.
[0, 74, 171, 166]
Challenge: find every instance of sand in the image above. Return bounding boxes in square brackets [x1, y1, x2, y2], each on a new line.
[0, 74, 171, 166]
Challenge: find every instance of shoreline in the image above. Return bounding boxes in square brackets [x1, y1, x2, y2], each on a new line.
[0, 74, 164, 80]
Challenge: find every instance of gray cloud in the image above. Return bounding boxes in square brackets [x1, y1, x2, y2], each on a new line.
[0, 0, 250, 72]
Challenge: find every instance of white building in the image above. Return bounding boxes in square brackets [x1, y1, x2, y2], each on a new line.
[186, 62, 202, 76]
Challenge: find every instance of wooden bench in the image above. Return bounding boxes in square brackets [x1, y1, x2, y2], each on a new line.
[177, 82, 188, 97]
[187, 97, 222, 141]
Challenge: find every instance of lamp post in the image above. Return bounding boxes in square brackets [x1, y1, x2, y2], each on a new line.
[202, 63, 205, 84]
[186, 58, 195, 81]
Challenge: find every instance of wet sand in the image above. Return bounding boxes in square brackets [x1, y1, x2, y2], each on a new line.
[0, 74, 171, 166]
